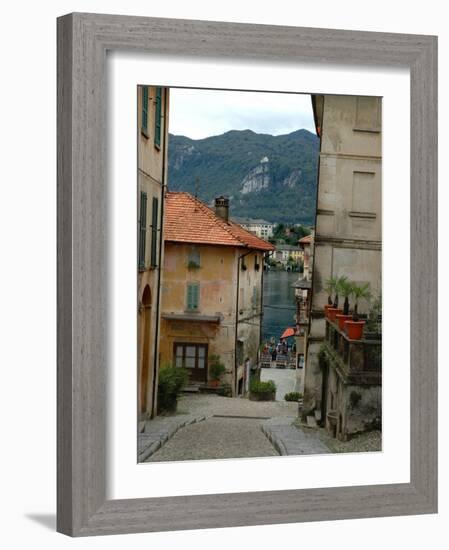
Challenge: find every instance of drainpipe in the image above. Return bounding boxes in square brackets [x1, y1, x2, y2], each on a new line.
[260, 249, 274, 356]
[234, 248, 254, 396]
[150, 88, 168, 418]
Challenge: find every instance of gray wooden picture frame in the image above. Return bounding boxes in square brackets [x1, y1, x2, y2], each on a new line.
[57, 12, 438, 537]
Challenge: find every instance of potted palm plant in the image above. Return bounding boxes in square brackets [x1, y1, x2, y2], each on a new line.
[364, 293, 382, 340]
[335, 278, 353, 330]
[327, 276, 346, 322]
[344, 282, 371, 339]
[324, 276, 337, 318]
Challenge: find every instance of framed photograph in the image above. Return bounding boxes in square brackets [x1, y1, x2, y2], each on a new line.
[57, 13, 437, 536]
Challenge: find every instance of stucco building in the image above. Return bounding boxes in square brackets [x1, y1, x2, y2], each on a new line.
[137, 86, 170, 418]
[159, 193, 274, 395]
[275, 244, 304, 267]
[231, 217, 275, 240]
[302, 94, 382, 440]
[292, 231, 315, 389]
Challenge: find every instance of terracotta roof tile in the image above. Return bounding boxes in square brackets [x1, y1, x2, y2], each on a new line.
[298, 235, 313, 244]
[164, 192, 275, 252]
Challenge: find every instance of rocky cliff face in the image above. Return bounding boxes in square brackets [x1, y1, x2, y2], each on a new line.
[167, 129, 319, 224]
[240, 157, 271, 194]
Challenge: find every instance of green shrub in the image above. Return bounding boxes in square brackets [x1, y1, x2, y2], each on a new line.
[209, 354, 226, 380]
[284, 392, 303, 402]
[157, 366, 188, 413]
[250, 379, 276, 394]
[217, 383, 233, 397]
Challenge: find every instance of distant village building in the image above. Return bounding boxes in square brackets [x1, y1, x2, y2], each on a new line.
[231, 217, 275, 240]
[298, 231, 314, 281]
[159, 193, 274, 395]
[292, 230, 315, 391]
[303, 95, 382, 440]
[137, 86, 169, 418]
[275, 244, 304, 267]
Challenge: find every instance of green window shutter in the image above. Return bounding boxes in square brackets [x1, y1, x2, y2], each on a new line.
[141, 87, 148, 133]
[187, 283, 199, 311]
[150, 197, 158, 267]
[154, 87, 162, 147]
[138, 192, 147, 270]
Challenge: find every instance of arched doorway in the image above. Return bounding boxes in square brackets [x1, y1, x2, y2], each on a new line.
[140, 285, 152, 414]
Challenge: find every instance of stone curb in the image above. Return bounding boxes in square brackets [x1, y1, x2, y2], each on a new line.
[261, 418, 331, 456]
[138, 414, 206, 462]
[261, 424, 288, 455]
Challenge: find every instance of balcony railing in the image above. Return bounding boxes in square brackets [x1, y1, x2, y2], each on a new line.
[323, 318, 381, 385]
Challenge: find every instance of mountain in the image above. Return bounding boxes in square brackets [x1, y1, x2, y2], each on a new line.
[167, 128, 320, 225]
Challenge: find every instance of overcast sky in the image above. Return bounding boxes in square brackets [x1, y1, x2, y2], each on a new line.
[168, 88, 315, 140]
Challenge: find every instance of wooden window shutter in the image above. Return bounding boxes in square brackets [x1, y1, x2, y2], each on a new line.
[154, 87, 162, 147]
[150, 197, 158, 267]
[141, 86, 148, 133]
[193, 284, 199, 309]
[187, 283, 199, 311]
[138, 192, 147, 270]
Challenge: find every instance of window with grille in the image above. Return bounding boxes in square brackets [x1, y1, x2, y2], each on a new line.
[174, 343, 207, 370]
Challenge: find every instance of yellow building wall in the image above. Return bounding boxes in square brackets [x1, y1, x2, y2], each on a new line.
[236, 250, 264, 390]
[160, 243, 238, 389]
[159, 243, 264, 394]
[137, 86, 169, 418]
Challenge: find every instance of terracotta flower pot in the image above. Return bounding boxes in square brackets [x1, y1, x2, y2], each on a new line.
[209, 379, 220, 387]
[324, 304, 332, 318]
[327, 308, 343, 322]
[336, 314, 352, 331]
[344, 320, 365, 340]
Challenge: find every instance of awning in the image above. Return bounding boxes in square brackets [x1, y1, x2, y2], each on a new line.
[280, 327, 295, 339]
[291, 278, 312, 290]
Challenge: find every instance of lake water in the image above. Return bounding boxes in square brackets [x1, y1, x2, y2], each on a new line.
[262, 270, 298, 343]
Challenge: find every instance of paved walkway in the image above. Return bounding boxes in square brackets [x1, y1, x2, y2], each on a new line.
[139, 394, 332, 462]
[138, 414, 206, 462]
[260, 367, 300, 401]
[262, 417, 330, 456]
[176, 392, 297, 418]
[146, 416, 278, 462]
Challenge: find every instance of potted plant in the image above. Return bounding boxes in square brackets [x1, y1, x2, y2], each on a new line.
[364, 293, 382, 340]
[208, 354, 226, 387]
[157, 365, 188, 414]
[327, 276, 346, 322]
[344, 282, 371, 340]
[249, 379, 276, 401]
[324, 276, 337, 317]
[335, 278, 353, 330]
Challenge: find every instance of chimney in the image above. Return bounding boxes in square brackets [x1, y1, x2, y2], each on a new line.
[214, 196, 229, 222]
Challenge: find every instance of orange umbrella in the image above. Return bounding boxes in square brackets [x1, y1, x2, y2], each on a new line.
[280, 327, 295, 339]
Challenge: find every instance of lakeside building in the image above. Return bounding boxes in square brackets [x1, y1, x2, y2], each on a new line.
[231, 217, 275, 240]
[137, 86, 170, 418]
[303, 95, 382, 440]
[292, 230, 315, 391]
[159, 193, 274, 395]
[275, 244, 304, 267]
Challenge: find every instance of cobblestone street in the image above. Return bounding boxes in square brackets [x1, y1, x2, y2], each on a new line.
[142, 386, 329, 462]
[147, 416, 279, 461]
